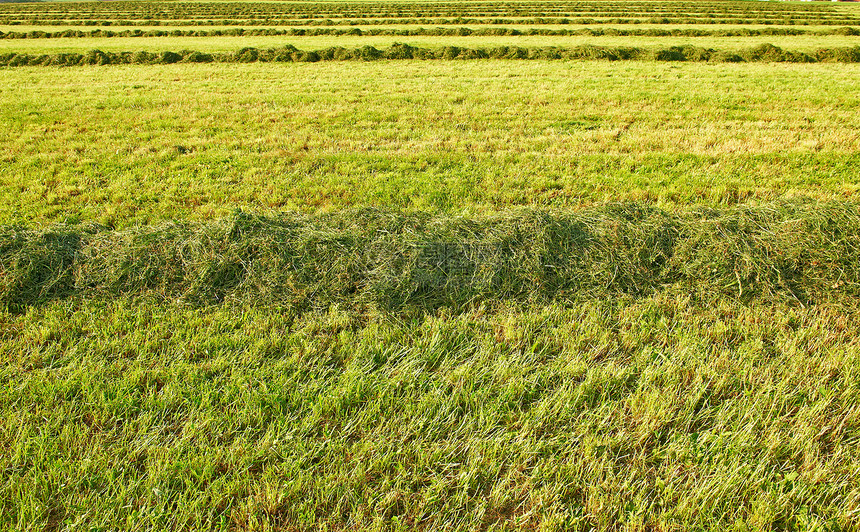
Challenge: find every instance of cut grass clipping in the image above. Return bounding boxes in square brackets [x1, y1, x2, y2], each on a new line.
[2, 43, 860, 66]
[3, 201, 860, 312]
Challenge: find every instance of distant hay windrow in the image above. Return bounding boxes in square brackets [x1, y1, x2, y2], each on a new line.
[2, 27, 858, 39]
[1, 43, 860, 66]
[2, 202, 860, 312]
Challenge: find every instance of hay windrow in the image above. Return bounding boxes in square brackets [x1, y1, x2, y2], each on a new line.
[2, 43, 860, 66]
[2, 27, 858, 39]
[2, 202, 860, 312]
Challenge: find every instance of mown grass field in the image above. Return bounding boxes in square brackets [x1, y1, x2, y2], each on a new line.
[2, 1, 858, 27]
[3, 61, 859, 226]
[2, 1, 860, 531]
[3, 32, 860, 55]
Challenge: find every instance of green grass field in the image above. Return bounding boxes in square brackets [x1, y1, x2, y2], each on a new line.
[3, 298, 860, 530]
[2, 1, 860, 531]
[2, 61, 859, 226]
[2, 32, 860, 54]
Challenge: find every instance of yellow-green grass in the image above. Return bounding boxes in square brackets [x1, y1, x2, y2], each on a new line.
[2, 3, 860, 530]
[2, 0, 857, 28]
[1, 33, 859, 54]
[1, 61, 858, 227]
[2, 298, 859, 530]
[6, 16, 858, 28]
[3, 23, 856, 34]
[2, 1, 854, 16]
[3, 7, 856, 24]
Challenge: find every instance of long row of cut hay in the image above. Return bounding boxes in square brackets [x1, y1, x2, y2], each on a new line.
[3, 26, 857, 39]
[3, 202, 860, 312]
[2, 43, 860, 66]
[5, 14, 858, 28]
